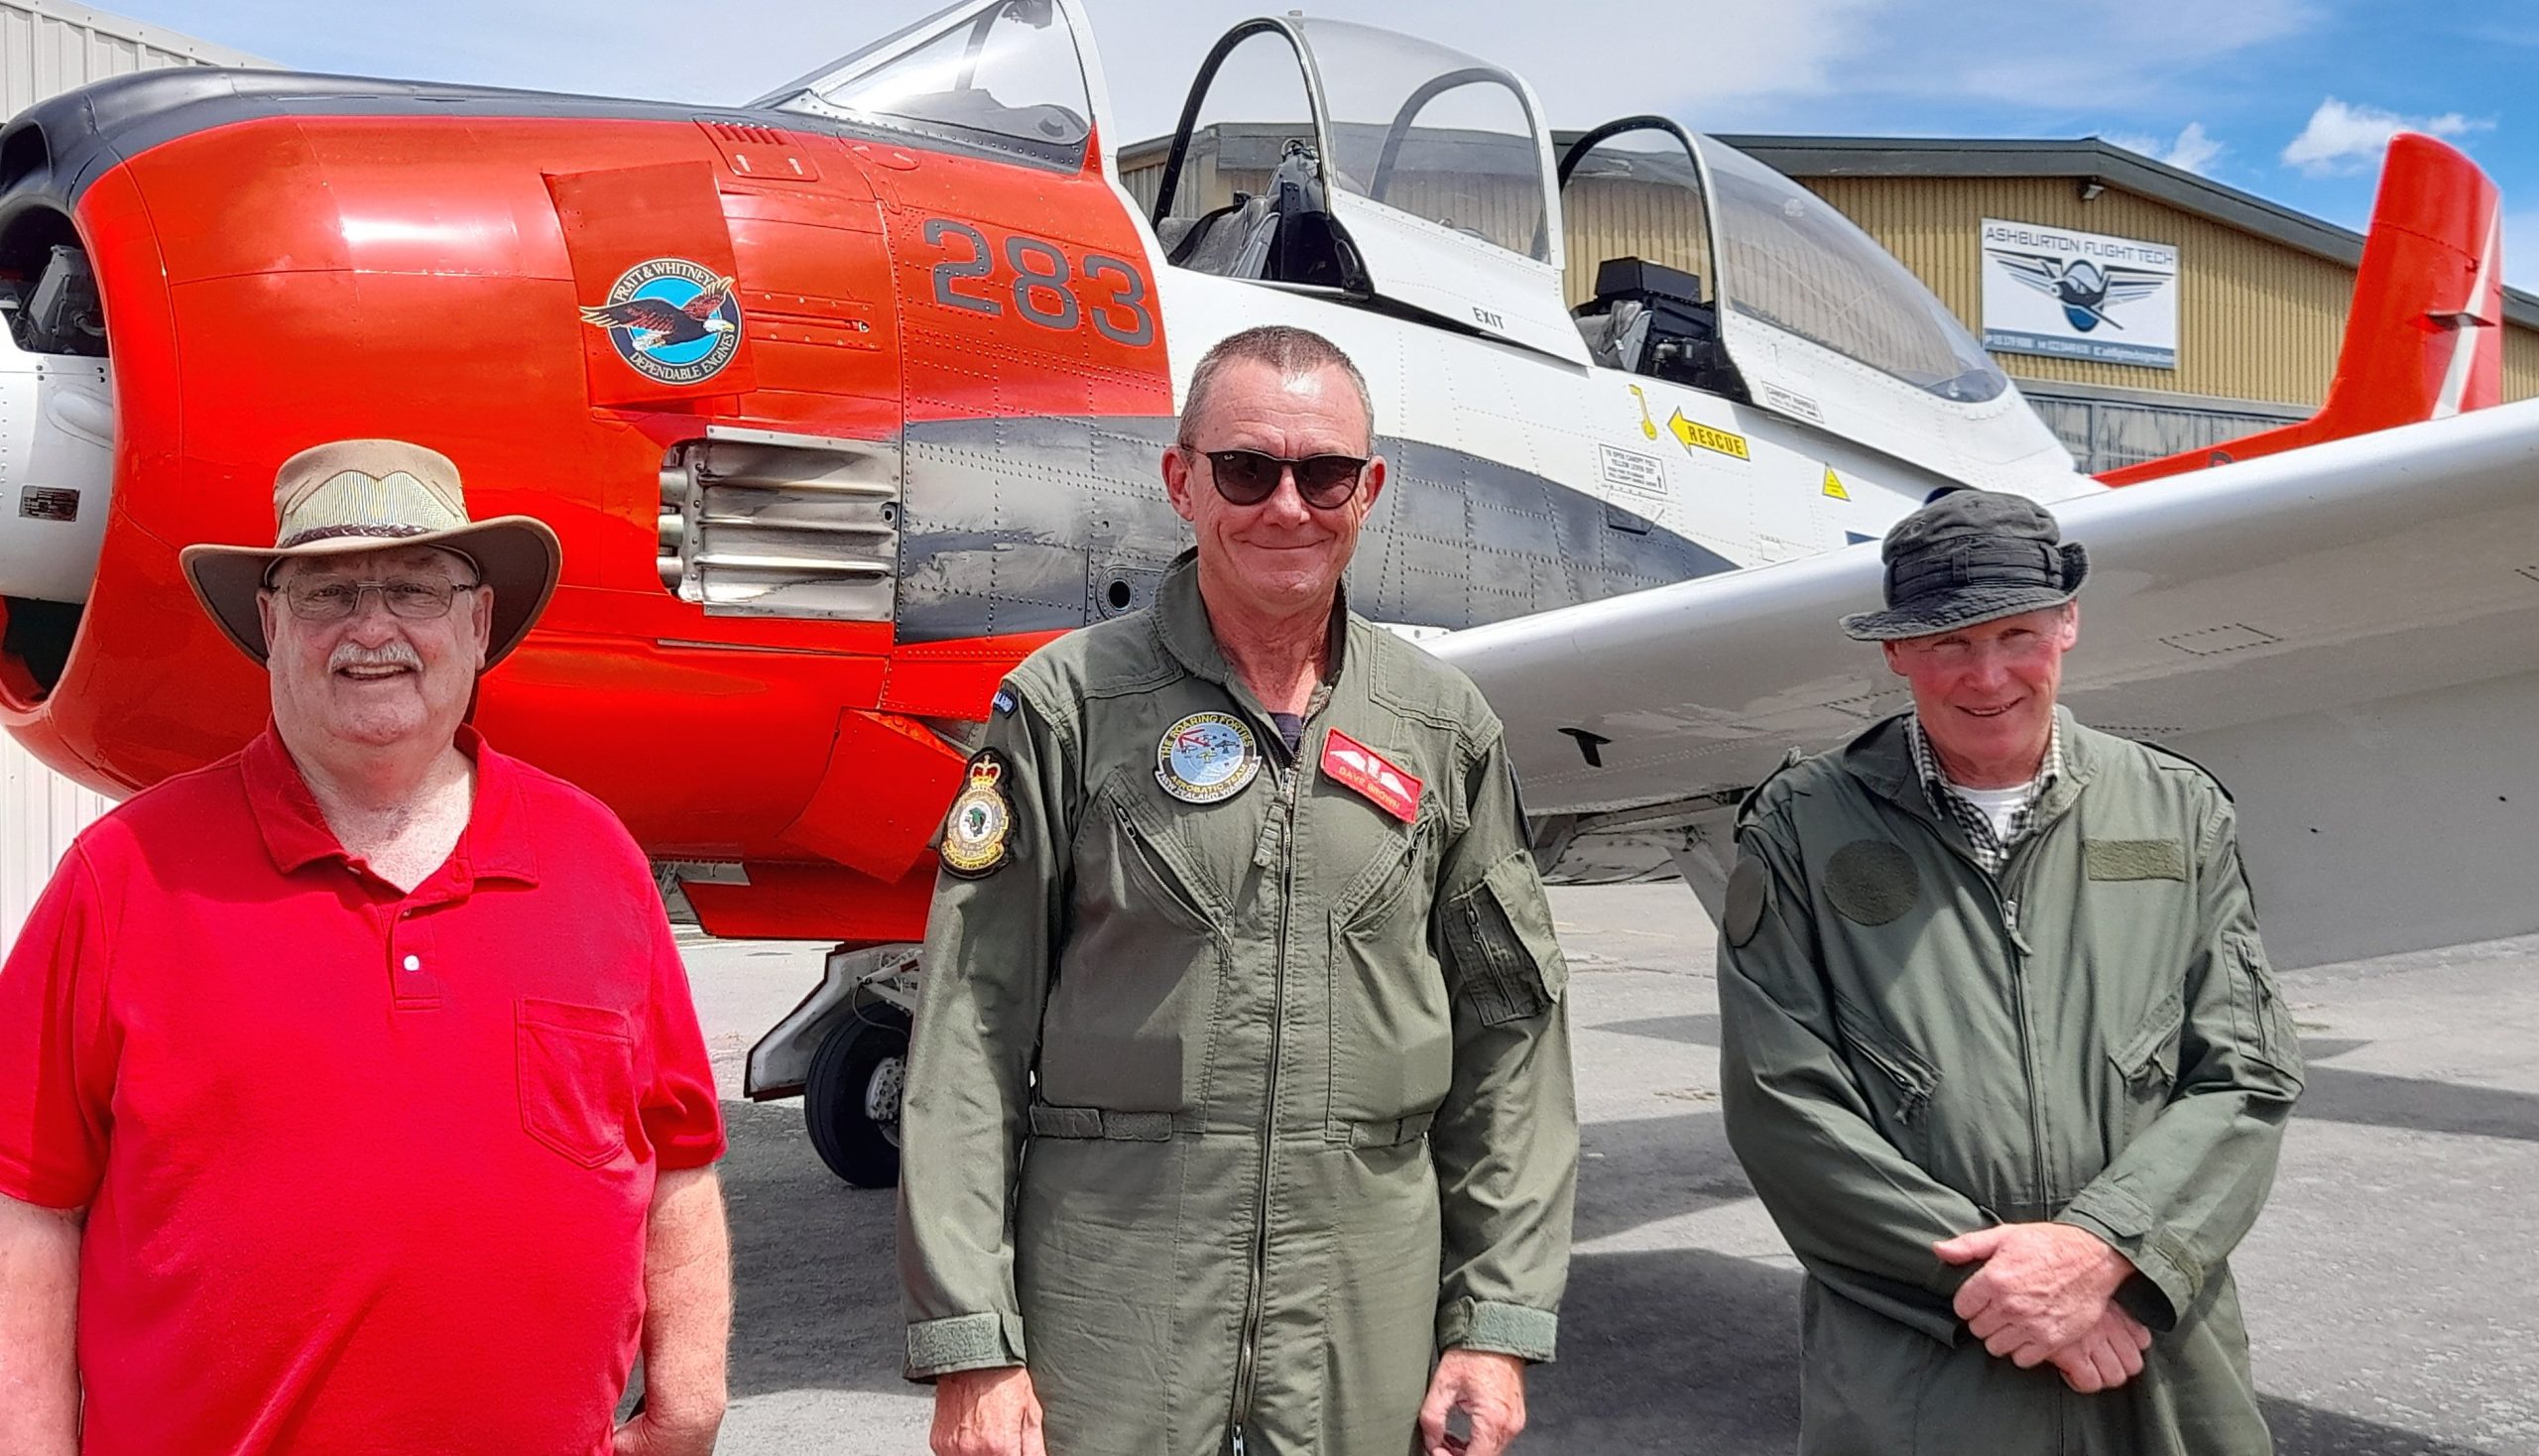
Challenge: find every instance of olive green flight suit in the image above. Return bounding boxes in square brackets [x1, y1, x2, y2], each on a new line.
[899, 552, 1577, 1456]
[1720, 710, 2303, 1456]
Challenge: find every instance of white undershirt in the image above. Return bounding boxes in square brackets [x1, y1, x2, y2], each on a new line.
[1948, 778, 2038, 842]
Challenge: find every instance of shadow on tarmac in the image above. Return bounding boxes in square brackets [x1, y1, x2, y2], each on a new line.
[1594, 1017, 2539, 1148]
[720, 1092, 2510, 1452]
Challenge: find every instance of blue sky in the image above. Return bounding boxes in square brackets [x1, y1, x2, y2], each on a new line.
[114, 0, 2539, 288]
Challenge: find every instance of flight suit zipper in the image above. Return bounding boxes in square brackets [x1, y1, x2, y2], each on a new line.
[1926, 815, 2052, 1221]
[1989, 849, 2051, 1221]
[1230, 760, 1301, 1455]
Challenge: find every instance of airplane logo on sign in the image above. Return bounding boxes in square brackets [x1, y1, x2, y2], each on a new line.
[1988, 251, 2169, 332]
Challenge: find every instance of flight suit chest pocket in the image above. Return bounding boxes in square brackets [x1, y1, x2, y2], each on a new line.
[1332, 811, 1433, 930]
[1330, 814, 1448, 1125]
[1042, 787, 1232, 1113]
[516, 998, 636, 1168]
[1832, 993, 1939, 1164]
[1090, 789, 1226, 934]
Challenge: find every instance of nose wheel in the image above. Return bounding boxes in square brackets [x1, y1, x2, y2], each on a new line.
[802, 1006, 911, 1188]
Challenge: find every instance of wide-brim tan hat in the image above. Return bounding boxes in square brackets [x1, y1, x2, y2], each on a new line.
[180, 438, 561, 667]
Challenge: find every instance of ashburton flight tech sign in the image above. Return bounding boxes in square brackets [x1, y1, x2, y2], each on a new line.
[1980, 218, 2180, 369]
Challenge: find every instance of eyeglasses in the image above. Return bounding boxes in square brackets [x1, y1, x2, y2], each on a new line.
[276, 575, 482, 623]
[1193, 447, 1371, 510]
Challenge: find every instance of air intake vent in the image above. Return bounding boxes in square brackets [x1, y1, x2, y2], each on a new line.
[659, 425, 902, 621]
[703, 121, 786, 146]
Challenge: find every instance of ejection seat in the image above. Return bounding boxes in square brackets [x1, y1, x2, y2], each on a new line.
[1573, 256, 1740, 395]
[1155, 139, 1362, 288]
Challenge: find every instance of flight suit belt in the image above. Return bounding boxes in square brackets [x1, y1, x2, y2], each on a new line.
[1026, 1103, 1436, 1148]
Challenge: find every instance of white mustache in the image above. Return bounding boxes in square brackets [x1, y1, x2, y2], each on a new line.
[328, 641, 423, 673]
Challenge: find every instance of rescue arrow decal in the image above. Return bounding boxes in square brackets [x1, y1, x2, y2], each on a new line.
[1667, 408, 1751, 461]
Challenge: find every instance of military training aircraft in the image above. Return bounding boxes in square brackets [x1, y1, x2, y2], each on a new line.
[0, 0, 2529, 1183]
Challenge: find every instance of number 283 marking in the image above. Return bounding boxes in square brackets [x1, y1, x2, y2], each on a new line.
[922, 218, 1154, 348]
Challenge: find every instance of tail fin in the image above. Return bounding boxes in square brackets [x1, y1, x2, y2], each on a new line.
[2099, 132, 2503, 486]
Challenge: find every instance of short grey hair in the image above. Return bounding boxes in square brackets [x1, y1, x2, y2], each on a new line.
[1176, 325, 1376, 449]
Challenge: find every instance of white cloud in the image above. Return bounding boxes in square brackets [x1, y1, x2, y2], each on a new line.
[2164, 122, 2225, 174]
[1885, 0, 2314, 110]
[2281, 97, 2490, 177]
[2104, 122, 2225, 175]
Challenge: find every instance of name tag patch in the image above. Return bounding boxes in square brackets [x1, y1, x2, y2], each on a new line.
[2086, 839, 2186, 881]
[1321, 729, 1421, 823]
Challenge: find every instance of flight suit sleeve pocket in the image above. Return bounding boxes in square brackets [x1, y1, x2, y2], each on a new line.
[2228, 932, 2304, 1078]
[1440, 850, 1567, 1026]
[517, 998, 636, 1168]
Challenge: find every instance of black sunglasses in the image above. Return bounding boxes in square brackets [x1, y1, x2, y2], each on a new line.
[1193, 447, 1371, 510]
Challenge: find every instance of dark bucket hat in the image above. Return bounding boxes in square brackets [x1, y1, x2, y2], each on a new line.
[1840, 488, 2089, 642]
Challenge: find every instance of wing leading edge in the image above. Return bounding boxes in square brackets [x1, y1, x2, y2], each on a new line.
[1434, 399, 2539, 966]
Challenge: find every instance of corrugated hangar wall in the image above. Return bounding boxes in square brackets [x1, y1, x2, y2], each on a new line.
[0, 2, 269, 951]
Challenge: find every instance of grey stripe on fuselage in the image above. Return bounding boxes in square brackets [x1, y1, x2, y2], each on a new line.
[896, 416, 1739, 642]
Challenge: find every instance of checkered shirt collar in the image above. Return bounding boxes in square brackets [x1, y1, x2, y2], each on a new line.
[1907, 713, 2063, 875]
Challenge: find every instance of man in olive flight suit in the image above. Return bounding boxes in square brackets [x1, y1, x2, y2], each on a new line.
[1719, 489, 2304, 1455]
[899, 325, 1577, 1456]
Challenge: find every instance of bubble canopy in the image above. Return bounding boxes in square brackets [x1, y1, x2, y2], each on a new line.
[1693, 136, 2007, 403]
[755, 0, 1095, 172]
[1288, 18, 1555, 265]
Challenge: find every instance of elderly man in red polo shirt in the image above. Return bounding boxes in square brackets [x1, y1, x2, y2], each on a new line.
[0, 440, 730, 1456]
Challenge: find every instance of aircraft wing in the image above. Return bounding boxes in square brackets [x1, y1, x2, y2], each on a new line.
[1430, 399, 2539, 966]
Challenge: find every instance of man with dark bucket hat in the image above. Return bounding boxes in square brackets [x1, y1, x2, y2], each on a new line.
[0, 440, 730, 1456]
[1717, 487, 2303, 1455]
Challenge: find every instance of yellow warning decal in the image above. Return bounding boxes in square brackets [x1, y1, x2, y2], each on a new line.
[1628, 385, 1660, 440]
[1667, 409, 1750, 461]
[1823, 468, 1851, 501]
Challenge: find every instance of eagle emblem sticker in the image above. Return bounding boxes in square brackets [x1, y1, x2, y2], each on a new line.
[1156, 712, 1260, 804]
[940, 751, 1015, 878]
[579, 258, 742, 385]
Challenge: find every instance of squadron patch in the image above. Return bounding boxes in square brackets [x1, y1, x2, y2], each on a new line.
[1825, 839, 1921, 925]
[1156, 711, 1260, 803]
[1724, 856, 1769, 947]
[939, 750, 1016, 877]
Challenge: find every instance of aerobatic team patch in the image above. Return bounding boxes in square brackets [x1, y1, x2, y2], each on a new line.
[578, 257, 743, 385]
[1320, 728, 1421, 824]
[1156, 712, 1260, 804]
[939, 750, 1016, 877]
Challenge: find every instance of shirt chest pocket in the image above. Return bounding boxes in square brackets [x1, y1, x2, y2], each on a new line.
[516, 999, 636, 1168]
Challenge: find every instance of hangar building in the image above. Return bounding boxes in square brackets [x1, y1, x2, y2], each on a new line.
[1119, 127, 2539, 475]
[0, 0, 268, 947]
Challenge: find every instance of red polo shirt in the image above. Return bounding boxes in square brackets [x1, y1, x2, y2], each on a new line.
[0, 725, 724, 1456]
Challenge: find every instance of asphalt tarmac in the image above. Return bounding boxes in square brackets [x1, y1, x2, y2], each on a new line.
[680, 884, 2539, 1455]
